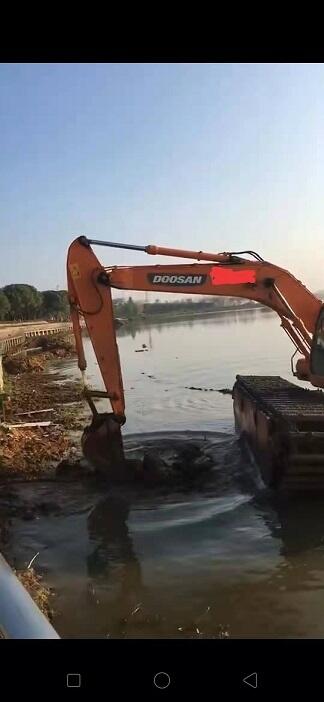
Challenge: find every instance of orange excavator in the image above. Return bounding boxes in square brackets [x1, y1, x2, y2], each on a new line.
[67, 236, 324, 490]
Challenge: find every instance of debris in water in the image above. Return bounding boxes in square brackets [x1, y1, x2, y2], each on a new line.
[15, 567, 53, 621]
[185, 385, 233, 394]
[131, 603, 142, 616]
[218, 625, 230, 638]
[27, 551, 40, 569]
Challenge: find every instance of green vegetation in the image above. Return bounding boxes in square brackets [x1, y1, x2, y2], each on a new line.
[0, 291, 11, 320]
[41, 290, 70, 320]
[0, 285, 69, 322]
[141, 298, 258, 317]
[113, 297, 140, 321]
[113, 295, 262, 322]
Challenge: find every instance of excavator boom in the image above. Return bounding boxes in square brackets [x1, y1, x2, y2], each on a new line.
[67, 235, 324, 489]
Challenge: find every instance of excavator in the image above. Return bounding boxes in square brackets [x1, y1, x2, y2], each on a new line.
[67, 236, 324, 490]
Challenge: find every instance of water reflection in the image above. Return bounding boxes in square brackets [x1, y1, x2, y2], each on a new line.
[259, 493, 324, 558]
[116, 307, 274, 340]
[87, 494, 144, 635]
[83, 477, 324, 639]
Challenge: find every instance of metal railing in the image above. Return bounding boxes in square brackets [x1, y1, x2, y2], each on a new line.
[0, 324, 74, 355]
[0, 335, 25, 355]
[0, 553, 59, 639]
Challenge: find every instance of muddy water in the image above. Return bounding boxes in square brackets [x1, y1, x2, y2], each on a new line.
[4, 308, 324, 638]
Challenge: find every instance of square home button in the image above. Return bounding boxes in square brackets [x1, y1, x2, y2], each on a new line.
[66, 673, 81, 688]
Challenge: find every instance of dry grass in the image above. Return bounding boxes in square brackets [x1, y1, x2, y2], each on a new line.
[0, 424, 72, 476]
[15, 567, 54, 621]
[0, 336, 85, 477]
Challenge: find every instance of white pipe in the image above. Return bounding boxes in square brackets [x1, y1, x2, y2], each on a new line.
[0, 553, 60, 639]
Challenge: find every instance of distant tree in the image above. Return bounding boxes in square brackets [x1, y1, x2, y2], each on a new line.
[3, 284, 43, 320]
[0, 290, 11, 320]
[42, 290, 70, 320]
[123, 297, 138, 320]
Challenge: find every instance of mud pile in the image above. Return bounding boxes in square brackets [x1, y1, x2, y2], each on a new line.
[3, 355, 45, 375]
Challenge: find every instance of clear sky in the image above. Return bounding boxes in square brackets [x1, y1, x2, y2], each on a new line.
[1, 62, 324, 294]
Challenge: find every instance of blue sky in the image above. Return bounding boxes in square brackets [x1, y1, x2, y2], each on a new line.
[1, 63, 324, 293]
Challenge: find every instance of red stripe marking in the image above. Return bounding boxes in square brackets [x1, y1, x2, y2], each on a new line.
[210, 267, 256, 285]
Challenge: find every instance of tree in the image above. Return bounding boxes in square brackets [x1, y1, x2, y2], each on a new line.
[123, 297, 138, 320]
[0, 290, 11, 320]
[41, 290, 70, 320]
[3, 284, 43, 320]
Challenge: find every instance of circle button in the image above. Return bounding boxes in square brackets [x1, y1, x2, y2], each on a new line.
[153, 672, 171, 689]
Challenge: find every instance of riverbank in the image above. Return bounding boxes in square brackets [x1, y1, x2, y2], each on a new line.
[0, 336, 90, 623]
[120, 303, 271, 329]
[0, 335, 86, 478]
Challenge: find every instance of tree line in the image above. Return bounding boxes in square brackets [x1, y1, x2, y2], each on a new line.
[113, 296, 262, 321]
[0, 284, 266, 324]
[0, 285, 70, 322]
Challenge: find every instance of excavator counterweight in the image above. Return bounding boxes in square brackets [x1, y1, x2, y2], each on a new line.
[67, 235, 324, 490]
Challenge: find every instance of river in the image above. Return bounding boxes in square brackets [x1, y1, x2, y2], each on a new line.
[5, 308, 324, 638]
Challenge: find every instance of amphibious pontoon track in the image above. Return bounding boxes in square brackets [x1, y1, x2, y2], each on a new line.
[233, 376, 324, 490]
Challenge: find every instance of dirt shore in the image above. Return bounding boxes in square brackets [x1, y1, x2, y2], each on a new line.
[0, 335, 88, 479]
[0, 335, 90, 624]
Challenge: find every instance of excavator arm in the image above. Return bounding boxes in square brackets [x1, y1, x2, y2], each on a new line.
[67, 235, 323, 414]
[67, 235, 324, 483]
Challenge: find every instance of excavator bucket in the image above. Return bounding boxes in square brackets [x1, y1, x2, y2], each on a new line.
[81, 412, 131, 481]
